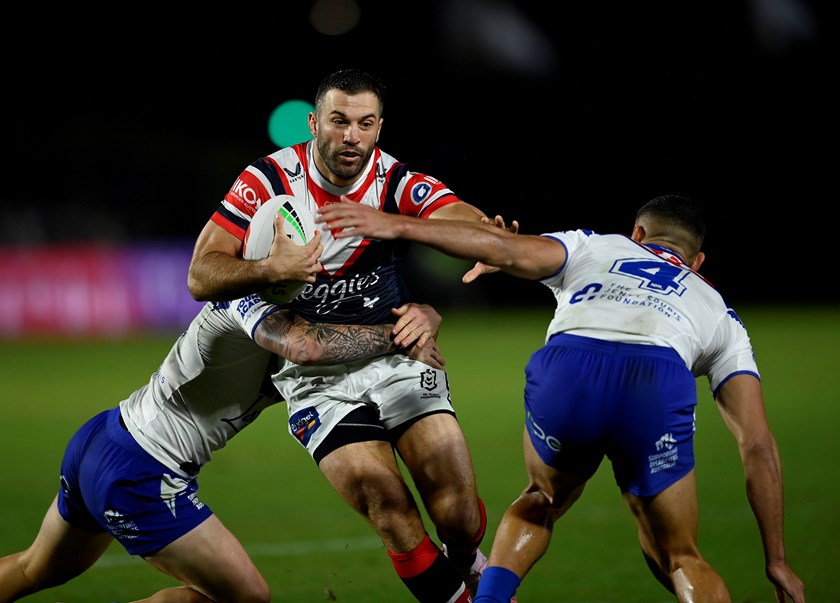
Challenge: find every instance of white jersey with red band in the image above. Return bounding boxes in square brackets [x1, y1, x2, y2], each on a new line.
[211, 140, 462, 324]
[539, 230, 759, 395]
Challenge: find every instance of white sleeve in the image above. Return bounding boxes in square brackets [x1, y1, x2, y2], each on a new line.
[224, 295, 284, 340]
[699, 309, 760, 395]
[537, 229, 586, 286]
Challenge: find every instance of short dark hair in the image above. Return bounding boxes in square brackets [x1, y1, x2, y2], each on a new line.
[636, 194, 706, 249]
[314, 69, 386, 116]
[636, 195, 706, 242]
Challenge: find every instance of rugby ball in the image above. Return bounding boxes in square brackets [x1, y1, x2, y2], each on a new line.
[243, 194, 317, 305]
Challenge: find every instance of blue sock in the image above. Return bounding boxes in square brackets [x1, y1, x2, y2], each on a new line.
[474, 566, 520, 603]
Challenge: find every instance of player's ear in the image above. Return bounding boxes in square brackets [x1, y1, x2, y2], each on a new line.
[631, 224, 645, 242]
[308, 112, 318, 137]
[690, 251, 705, 271]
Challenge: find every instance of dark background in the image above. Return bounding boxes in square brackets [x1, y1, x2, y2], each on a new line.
[6, 1, 833, 307]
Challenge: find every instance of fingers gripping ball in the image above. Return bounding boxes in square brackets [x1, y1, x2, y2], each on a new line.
[243, 194, 317, 305]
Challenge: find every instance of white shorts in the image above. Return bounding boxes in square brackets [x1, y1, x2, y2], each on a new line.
[272, 354, 454, 462]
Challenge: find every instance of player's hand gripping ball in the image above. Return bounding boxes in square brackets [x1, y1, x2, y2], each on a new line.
[243, 194, 317, 305]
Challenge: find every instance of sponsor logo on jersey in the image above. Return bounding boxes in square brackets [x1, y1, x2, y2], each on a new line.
[648, 432, 679, 474]
[103, 508, 140, 540]
[655, 432, 676, 450]
[230, 178, 261, 207]
[283, 163, 305, 182]
[410, 182, 432, 205]
[289, 407, 321, 448]
[236, 294, 263, 318]
[296, 269, 384, 316]
[527, 410, 562, 452]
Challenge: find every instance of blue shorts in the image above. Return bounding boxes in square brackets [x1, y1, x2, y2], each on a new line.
[524, 334, 697, 497]
[57, 407, 213, 557]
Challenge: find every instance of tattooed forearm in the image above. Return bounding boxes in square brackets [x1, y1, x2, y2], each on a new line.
[254, 311, 398, 365]
[293, 322, 397, 364]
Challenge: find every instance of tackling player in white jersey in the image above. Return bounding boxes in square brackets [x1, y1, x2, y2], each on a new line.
[317, 194, 807, 603]
[0, 291, 443, 602]
[188, 69, 503, 602]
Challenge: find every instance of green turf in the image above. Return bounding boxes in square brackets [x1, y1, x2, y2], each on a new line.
[0, 306, 836, 602]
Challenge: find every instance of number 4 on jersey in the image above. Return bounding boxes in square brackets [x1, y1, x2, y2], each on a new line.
[610, 258, 689, 296]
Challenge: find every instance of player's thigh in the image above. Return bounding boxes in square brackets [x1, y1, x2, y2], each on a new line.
[623, 469, 700, 555]
[144, 514, 268, 601]
[319, 439, 415, 512]
[396, 412, 477, 497]
[18, 496, 113, 583]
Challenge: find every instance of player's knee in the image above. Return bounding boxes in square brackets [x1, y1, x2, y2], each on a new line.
[354, 473, 416, 519]
[428, 505, 478, 543]
[421, 483, 465, 512]
[512, 488, 567, 525]
[241, 581, 272, 603]
[9, 549, 74, 593]
[662, 548, 712, 578]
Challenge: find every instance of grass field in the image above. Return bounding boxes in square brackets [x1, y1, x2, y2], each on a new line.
[0, 306, 837, 602]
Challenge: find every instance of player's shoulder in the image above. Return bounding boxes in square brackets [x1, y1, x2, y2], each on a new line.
[260, 143, 306, 169]
[375, 146, 400, 169]
[546, 228, 608, 247]
[198, 300, 248, 334]
[376, 147, 431, 186]
[162, 302, 252, 365]
[237, 149, 297, 190]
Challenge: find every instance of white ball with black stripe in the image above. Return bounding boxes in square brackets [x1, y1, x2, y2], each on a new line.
[243, 194, 316, 305]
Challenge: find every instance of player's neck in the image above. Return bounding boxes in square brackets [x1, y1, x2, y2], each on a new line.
[642, 240, 687, 265]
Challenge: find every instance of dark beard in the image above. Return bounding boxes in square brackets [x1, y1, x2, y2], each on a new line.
[317, 138, 371, 182]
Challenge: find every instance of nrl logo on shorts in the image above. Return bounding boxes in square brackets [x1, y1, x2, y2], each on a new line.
[419, 369, 437, 391]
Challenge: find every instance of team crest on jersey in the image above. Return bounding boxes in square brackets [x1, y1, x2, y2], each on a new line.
[410, 182, 432, 205]
[289, 407, 321, 447]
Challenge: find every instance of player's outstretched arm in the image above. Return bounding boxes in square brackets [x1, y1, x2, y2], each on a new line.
[188, 218, 322, 302]
[317, 198, 563, 280]
[253, 304, 444, 369]
[461, 214, 521, 283]
[714, 375, 806, 603]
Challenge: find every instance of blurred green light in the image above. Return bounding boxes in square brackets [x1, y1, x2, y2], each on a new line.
[268, 100, 315, 147]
